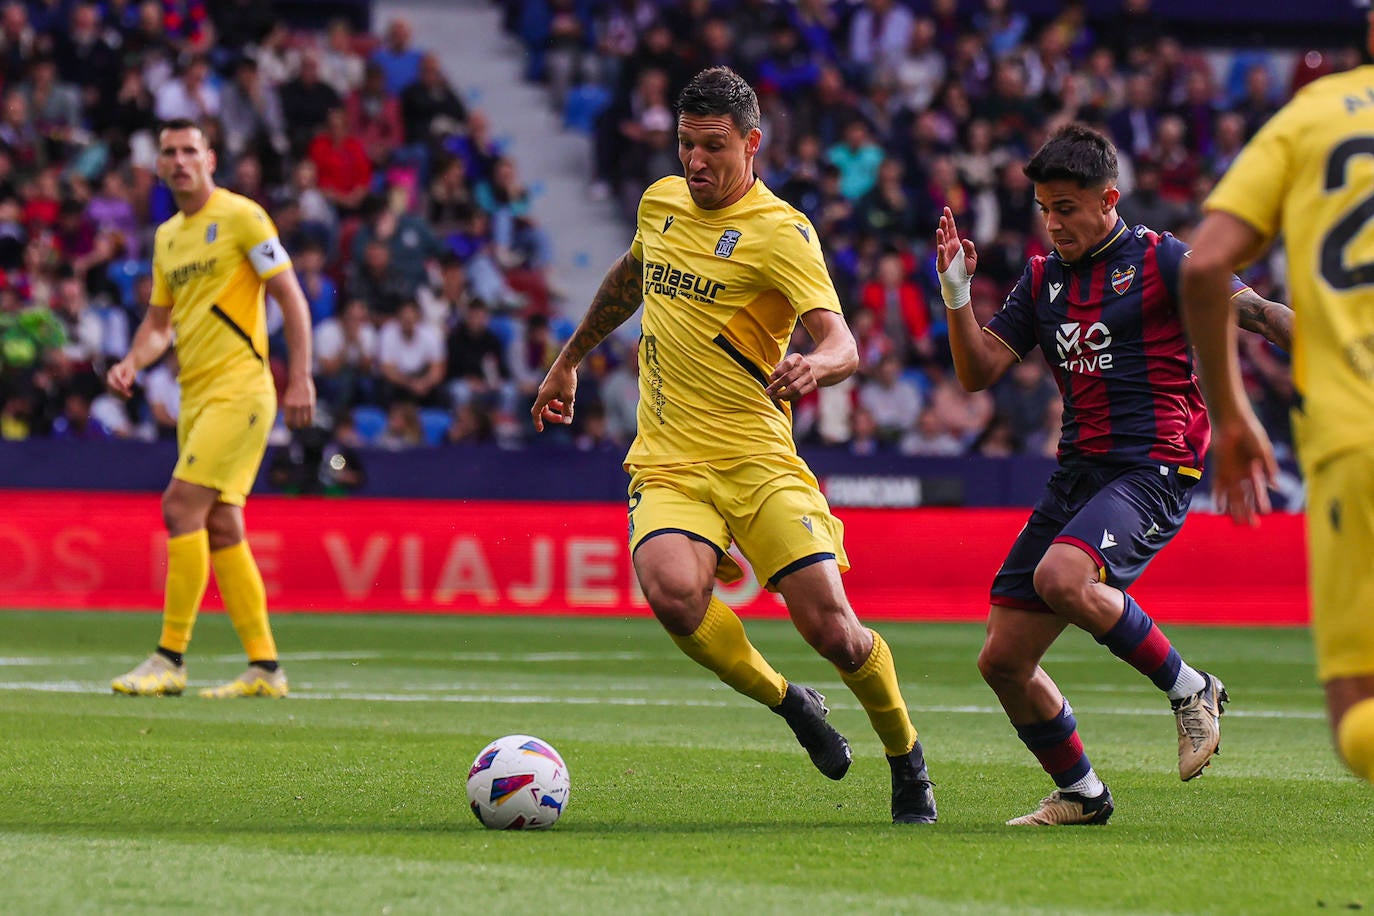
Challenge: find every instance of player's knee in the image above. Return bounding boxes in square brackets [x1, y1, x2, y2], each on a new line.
[978, 641, 1033, 690]
[1336, 697, 1374, 784]
[642, 575, 711, 635]
[799, 618, 865, 669]
[1032, 558, 1088, 613]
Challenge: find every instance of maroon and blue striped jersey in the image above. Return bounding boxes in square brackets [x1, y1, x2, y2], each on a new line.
[985, 219, 1248, 471]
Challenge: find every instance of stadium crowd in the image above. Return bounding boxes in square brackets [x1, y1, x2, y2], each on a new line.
[0, 0, 1339, 459]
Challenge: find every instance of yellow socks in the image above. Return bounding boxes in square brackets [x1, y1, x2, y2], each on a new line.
[670, 596, 787, 707]
[1337, 696, 1374, 784]
[211, 540, 277, 662]
[158, 530, 210, 653]
[840, 630, 917, 757]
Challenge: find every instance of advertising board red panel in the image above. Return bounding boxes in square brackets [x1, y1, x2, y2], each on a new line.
[0, 491, 1308, 625]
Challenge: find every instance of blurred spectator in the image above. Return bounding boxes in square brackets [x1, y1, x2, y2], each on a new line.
[289, 159, 336, 245]
[827, 119, 884, 202]
[860, 251, 934, 365]
[346, 238, 411, 319]
[154, 55, 220, 123]
[372, 17, 423, 95]
[376, 398, 423, 449]
[400, 54, 468, 151]
[348, 63, 405, 167]
[971, 413, 1018, 456]
[352, 197, 444, 296]
[900, 406, 964, 456]
[445, 299, 510, 411]
[86, 169, 139, 259]
[847, 0, 914, 84]
[319, 18, 366, 98]
[858, 353, 921, 444]
[427, 154, 475, 235]
[281, 52, 341, 156]
[51, 384, 113, 439]
[220, 57, 288, 174]
[296, 239, 337, 324]
[418, 253, 476, 327]
[1117, 160, 1188, 234]
[599, 345, 638, 444]
[1149, 114, 1200, 204]
[307, 105, 372, 216]
[143, 348, 179, 439]
[211, 0, 275, 54]
[1107, 72, 1157, 161]
[993, 358, 1057, 446]
[378, 299, 445, 406]
[476, 156, 552, 272]
[314, 298, 376, 412]
[268, 421, 367, 494]
[928, 371, 994, 446]
[254, 22, 300, 88]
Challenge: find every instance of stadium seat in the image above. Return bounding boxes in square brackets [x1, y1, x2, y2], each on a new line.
[550, 316, 576, 342]
[419, 408, 451, 446]
[107, 259, 151, 305]
[563, 84, 611, 134]
[488, 313, 518, 349]
[351, 405, 387, 444]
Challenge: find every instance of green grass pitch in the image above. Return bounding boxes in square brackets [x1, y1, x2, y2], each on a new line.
[0, 610, 1369, 914]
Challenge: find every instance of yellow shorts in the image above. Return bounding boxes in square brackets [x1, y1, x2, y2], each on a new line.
[626, 453, 849, 589]
[1307, 447, 1374, 681]
[174, 389, 276, 506]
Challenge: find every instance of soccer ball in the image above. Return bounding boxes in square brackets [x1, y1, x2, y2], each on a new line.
[465, 734, 571, 830]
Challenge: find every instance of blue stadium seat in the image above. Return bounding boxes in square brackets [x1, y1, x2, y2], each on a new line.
[563, 83, 611, 133]
[107, 259, 151, 305]
[419, 408, 451, 446]
[488, 313, 519, 348]
[351, 405, 386, 444]
[550, 316, 576, 342]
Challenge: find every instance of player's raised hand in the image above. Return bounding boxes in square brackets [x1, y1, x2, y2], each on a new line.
[282, 374, 316, 429]
[766, 353, 815, 401]
[531, 359, 577, 432]
[106, 358, 137, 398]
[1209, 412, 1278, 526]
[936, 207, 978, 277]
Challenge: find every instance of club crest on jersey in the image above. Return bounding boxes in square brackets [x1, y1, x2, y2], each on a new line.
[204, 223, 217, 243]
[714, 229, 742, 258]
[1111, 265, 1136, 295]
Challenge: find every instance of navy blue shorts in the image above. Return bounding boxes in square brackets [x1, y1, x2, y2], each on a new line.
[990, 464, 1198, 613]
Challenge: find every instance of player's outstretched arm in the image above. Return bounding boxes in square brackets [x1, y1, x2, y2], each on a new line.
[766, 309, 856, 400]
[937, 207, 1016, 391]
[1234, 288, 1293, 353]
[267, 269, 317, 430]
[531, 249, 643, 431]
[106, 305, 172, 398]
[1180, 211, 1278, 526]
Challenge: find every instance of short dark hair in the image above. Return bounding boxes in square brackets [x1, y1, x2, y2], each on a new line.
[158, 117, 207, 142]
[676, 66, 760, 135]
[1023, 123, 1118, 188]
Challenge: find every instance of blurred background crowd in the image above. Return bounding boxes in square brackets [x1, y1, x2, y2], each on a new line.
[0, 0, 1333, 464]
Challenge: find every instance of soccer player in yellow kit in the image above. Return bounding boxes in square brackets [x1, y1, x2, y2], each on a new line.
[531, 68, 935, 823]
[107, 118, 315, 698]
[1181, 2, 1374, 785]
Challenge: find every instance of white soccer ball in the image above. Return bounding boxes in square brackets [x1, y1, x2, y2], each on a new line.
[465, 734, 571, 830]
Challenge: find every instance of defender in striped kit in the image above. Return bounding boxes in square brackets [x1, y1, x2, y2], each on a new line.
[936, 124, 1292, 825]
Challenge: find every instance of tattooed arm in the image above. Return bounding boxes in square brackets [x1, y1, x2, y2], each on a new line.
[531, 250, 644, 431]
[1234, 288, 1293, 353]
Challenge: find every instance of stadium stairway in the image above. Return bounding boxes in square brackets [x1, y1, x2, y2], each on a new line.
[377, 0, 635, 330]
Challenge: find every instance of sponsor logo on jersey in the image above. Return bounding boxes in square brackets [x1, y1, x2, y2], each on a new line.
[165, 258, 218, 290]
[205, 223, 217, 243]
[643, 259, 727, 303]
[1055, 320, 1114, 373]
[1111, 264, 1136, 295]
[714, 228, 742, 258]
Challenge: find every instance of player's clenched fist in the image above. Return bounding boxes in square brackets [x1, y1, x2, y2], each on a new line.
[106, 359, 138, 398]
[531, 359, 578, 432]
[766, 353, 815, 401]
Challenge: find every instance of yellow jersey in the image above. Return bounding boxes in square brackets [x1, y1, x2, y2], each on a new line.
[1205, 65, 1374, 473]
[626, 176, 842, 466]
[150, 188, 292, 404]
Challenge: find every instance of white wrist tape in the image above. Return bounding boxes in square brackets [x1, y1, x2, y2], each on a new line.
[939, 254, 971, 311]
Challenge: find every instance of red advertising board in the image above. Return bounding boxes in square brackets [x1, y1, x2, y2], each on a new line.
[0, 491, 1309, 625]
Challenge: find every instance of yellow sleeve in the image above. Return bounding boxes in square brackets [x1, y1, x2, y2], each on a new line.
[149, 228, 171, 308]
[1204, 101, 1299, 243]
[761, 216, 842, 316]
